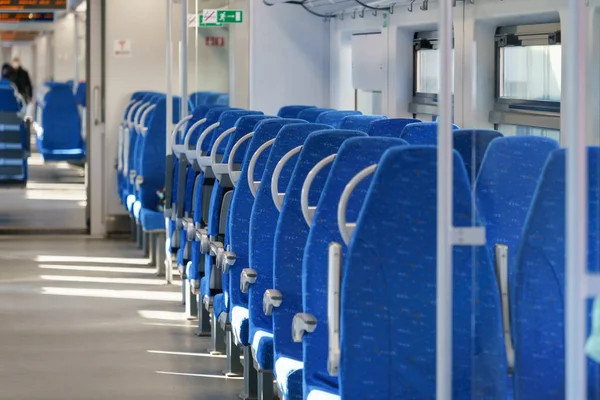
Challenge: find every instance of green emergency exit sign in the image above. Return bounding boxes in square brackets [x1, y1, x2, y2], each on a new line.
[199, 15, 222, 27]
[217, 10, 243, 24]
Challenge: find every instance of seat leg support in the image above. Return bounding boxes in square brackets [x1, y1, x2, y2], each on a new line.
[240, 346, 258, 400]
[142, 233, 150, 257]
[195, 296, 211, 337]
[130, 218, 137, 241]
[180, 269, 186, 306]
[155, 232, 166, 278]
[257, 371, 275, 400]
[136, 224, 143, 249]
[209, 312, 226, 355]
[184, 280, 197, 319]
[149, 233, 157, 266]
[224, 329, 243, 377]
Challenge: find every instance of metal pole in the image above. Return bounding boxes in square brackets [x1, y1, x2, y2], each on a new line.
[181, 0, 189, 119]
[436, 0, 453, 399]
[195, 0, 199, 94]
[73, 11, 79, 89]
[166, 0, 173, 155]
[565, 0, 589, 399]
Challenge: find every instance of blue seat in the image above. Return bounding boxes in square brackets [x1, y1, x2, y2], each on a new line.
[338, 146, 507, 399]
[475, 136, 558, 299]
[367, 118, 421, 137]
[75, 82, 86, 108]
[215, 94, 229, 106]
[297, 108, 335, 123]
[278, 105, 316, 118]
[36, 83, 84, 162]
[513, 148, 600, 399]
[453, 129, 503, 180]
[400, 121, 460, 145]
[0, 87, 27, 182]
[189, 91, 217, 107]
[315, 111, 362, 128]
[339, 115, 386, 132]
[218, 115, 280, 346]
[278, 136, 403, 400]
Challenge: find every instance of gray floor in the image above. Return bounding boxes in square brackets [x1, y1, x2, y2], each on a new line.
[0, 237, 243, 400]
[0, 153, 87, 232]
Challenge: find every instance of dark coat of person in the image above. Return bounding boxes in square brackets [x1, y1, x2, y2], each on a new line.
[11, 66, 32, 102]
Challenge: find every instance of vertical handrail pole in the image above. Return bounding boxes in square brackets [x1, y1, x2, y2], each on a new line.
[181, 0, 189, 120]
[166, 0, 173, 160]
[195, 0, 199, 94]
[565, 0, 589, 399]
[436, 0, 454, 399]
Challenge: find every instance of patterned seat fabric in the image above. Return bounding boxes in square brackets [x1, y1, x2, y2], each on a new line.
[339, 115, 386, 133]
[453, 129, 503, 181]
[297, 108, 335, 123]
[400, 121, 460, 145]
[277, 105, 316, 118]
[513, 148, 600, 399]
[338, 146, 507, 399]
[366, 118, 421, 137]
[294, 136, 406, 399]
[315, 111, 362, 128]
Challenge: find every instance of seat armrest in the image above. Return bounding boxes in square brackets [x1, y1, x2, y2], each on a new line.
[210, 241, 224, 258]
[135, 176, 144, 191]
[181, 218, 194, 241]
[263, 289, 283, 316]
[194, 228, 210, 254]
[292, 313, 317, 343]
[221, 249, 236, 273]
[203, 294, 213, 312]
[190, 279, 200, 295]
[240, 268, 257, 293]
[129, 169, 136, 185]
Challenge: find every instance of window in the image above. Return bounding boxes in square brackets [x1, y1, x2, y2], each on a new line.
[490, 23, 561, 141]
[409, 31, 454, 117]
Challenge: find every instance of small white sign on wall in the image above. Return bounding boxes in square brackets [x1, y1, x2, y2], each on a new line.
[114, 39, 132, 58]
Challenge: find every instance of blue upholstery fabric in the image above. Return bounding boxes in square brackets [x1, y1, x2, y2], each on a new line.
[315, 111, 362, 128]
[215, 94, 229, 106]
[513, 148, 600, 400]
[300, 137, 407, 398]
[297, 108, 335, 123]
[140, 209, 165, 232]
[278, 105, 315, 118]
[200, 181, 224, 301]
[189, 91, 216, 107]
[252, 330, 275, 371]
[475, 136, 559, 300]
[0, 87, 20, 111]
[75, 82, 86, 107]
[453, 129, 503, 181]
[338, 146, 507, 399]
[400, 122, 460, 145]
[339, 115, 386, 132]
[367, 118, 421, 137]
[37, 83, 84, 161]
[213, 293, 226, 320]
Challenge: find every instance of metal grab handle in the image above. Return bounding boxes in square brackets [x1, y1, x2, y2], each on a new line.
[140, 104, 157, 135]
[194, 122, 221, 160]
[117, 126, 124, 171]
[133, 102, 150, 132]
[170, 114, 194, 149]
[210, 127, 237, 166]
[126, 100, 143, 128]
[247, 139, 275, 198]
[301, 154, 336, 226]
[227, 132, 254, 187]
[271, 146, 302, 211]
[338, 164, 377, 245]
[93, 85, 101, 126]
[183, 117, 207, 148]
[327, 242, 342, 376]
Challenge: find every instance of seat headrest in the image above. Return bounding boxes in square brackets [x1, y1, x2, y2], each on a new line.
[277, 105, 316, 119]
[401, 122, 460, 145]
[367, 118, 422, 137]
[297, 107, 335, 123]
[316, 110, 362, 128]
[339, 115, 387, 133]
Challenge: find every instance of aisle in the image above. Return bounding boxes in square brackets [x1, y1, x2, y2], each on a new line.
[0, 237, 243, 400]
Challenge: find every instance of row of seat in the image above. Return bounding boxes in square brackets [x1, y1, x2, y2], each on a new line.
[0, 81, 28, 183]
[117, 98, 599, 399]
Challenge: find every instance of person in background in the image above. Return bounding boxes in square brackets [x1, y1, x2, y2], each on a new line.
[10, 57, 32, 103]
[1, 63, 14, 81]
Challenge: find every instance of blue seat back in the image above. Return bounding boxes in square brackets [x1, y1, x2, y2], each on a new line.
[207, 110, 264, 155]
[184, 106, 232, 147]
[0, 87, 20, 112]
[297, 108, 335, 123]
[292, 137, 406, 396]
[513, 148, 600, 399]
[277, 105, 315, 118]
[453, 129, 503, 180]
[339, 115, 386, 132]
[39, 83, 82, 150]
[75, 82, 86, 107]
[339, 146, 507, 399]
[400, 122, 460, 145]
[367, 118, 421, 137]
[475, 136, 558, 284]
[215, 94, 229, 106]
[189, 91, 215, 107]
[316, 111, 362, 128]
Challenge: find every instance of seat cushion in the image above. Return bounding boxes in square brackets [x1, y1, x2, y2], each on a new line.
[275, 356, 303, 400]
[306, 389, 340, 400]
[140, 208, 165, 232]
[133, 201, 142, 221]
[251, 330, 274, 371]
[213, 294, 226, 320]
[126, 195, 136, 213]
[232, 306, 250, 347]
[38, 146, 85, 162]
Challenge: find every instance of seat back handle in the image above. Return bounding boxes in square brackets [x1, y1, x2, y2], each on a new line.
[301, 154, 336, 226]
[227, 132, 254, 187]
[126, 100, 143, 128]
[140, 104, 157, 135]
[247, 138, 275, 198]
[271, 146, 302, 211]
[170, 114, 194, 150]
[210, 127, 237, 166]
[338, 164, 377, 245]
[182, 117, 207, 149]
[133, 102, 151, 133]
[327, 242, 342, 376]
[194, 122, 221, 160]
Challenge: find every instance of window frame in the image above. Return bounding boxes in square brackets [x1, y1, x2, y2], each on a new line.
[489, 22, 562, 132]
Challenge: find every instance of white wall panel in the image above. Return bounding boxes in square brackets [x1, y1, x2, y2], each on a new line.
[351, 33, 384, 92]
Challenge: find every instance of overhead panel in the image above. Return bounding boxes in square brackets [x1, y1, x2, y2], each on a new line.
[0, 0, 67, 10]
[275, 0, 401, 16]
[0, 30, 38, 41]
[0, 11, 54, 22]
